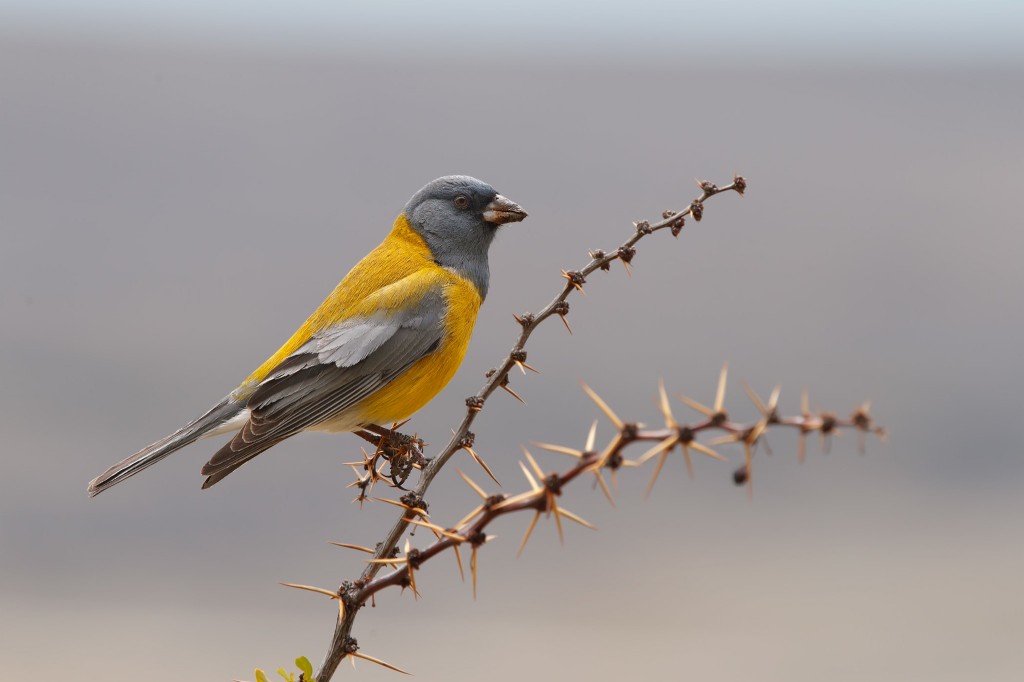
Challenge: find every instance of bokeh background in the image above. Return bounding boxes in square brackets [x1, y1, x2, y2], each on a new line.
[2, 2, 1022, 680]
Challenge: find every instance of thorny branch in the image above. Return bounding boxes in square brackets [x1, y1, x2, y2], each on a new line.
[310, 176, 747, 680]
[294, 372, 884, 676]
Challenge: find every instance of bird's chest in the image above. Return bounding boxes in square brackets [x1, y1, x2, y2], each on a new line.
[351, 274, 482, 426]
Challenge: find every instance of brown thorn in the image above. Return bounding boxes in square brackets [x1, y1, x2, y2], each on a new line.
[677, 393, 714, 417]
[581, 382, 624, 429]
[557, 506, 597, 530]
[594, 469, 616, 506]
[715, 362, 729, 413]
[658, 379, 677, 427]
[515, 359, 540, 374]
[279, 582, 339, 599]
[328, 542, 375, 554]
[682, 443, 695, 479]
[456, 468, 488, 500]
[551, 497, 565, 544]
[465, 446, 501, 485]
[517, 511, 541, 557]
[408, 518, 464, 541]
[742, 380, 767, 414]
[500, 382, 527, 405]
[522, 447, 546, 481]
[492, 489, 544, 511]
[690, 440, 727, 462]
[637, 435, 679, 465]
[372, 496, 428, 518]
[471, 546, 479, 599]
[455, 504, 485, 530]
[645, 451, 669, 497]
[453, 543, 465, 582]
[708, 433, 740, 446]
[533, 442, 583, 458]
[518, 461, 541, 492]
[586, 420, 598, 452]
[348, 651, 411, 676]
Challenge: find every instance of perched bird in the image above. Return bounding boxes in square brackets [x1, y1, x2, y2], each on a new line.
[88, 176, 526, 496]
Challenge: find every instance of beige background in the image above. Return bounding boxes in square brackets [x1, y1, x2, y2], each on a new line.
[1, 4, 1022, 680]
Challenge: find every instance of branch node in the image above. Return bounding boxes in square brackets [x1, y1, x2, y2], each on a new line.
[484, 493, 506, 509]
[690, 201, 704, 222]
[513, 312, 535, 327]
[696, 178, 719, 193]
[562, 269, 587, 292]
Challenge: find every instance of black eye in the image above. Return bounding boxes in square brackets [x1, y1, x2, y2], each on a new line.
[454, 195, 470, 209]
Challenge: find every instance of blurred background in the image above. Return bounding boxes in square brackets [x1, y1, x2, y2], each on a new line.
[2, 1, 1022, 680]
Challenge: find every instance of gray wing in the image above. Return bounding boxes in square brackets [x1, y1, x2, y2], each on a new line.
[200, 288, 446, 487]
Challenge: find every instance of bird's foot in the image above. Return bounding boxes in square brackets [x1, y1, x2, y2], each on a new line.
[353, 423, 428, 490]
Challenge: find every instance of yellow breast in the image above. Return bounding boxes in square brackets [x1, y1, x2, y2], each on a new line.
[234, 214, 482, 426]
[354, 272, 480, 425]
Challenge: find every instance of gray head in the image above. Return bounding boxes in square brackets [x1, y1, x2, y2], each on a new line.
[403, 175, 527, 299]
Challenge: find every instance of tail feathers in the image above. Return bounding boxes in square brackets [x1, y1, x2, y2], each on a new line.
[87, 397, 244, 497]
[200, 454, 262, 489]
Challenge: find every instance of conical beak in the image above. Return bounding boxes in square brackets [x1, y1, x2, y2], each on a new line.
[483, 194, 528, 225]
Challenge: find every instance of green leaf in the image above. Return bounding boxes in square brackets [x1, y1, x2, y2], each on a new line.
[255, 670, 270, 682]
[296, 657, 314, 680]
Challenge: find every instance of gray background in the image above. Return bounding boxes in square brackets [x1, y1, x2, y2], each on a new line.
[1, 2, 1022, 680]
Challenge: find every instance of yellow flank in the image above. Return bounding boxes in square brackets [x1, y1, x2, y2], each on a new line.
[233, 214, 483, 427]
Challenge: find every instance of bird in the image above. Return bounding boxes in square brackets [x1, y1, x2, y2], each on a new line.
[88, 175, 527, 496]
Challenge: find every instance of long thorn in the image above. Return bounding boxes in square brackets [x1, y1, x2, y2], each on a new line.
[517, 511, 541, 557]
[594, 470, 616, 506]
[581, 383, 624, 429]
[457, 468, 488, 499]
[557, 506, 597, 530]
[715, 362, 729, 412]
[328, 542, 375, 554]
[279, 583, 339, 599]
[471, 547, 478, 599]
[533, 442, 584, 458]
[691, 440, 727, 461]
[645, 451, 669, 497]
[501, 382, 526, 405]
[637, 435, 679, 465]
[682, 444, 695, 479]
[678, 394, 714, 417]
[742, 380, 767, 414]
[658, 379, 676, 427]
[456, 504, 485, 530]
[552, 498, 565, 543]
[522, 448, 546, 481]
[518, 461, 540, 491]
[465, 446, 501, 485]
[453, 543, 465, 581]
[348, 651, 411, 676]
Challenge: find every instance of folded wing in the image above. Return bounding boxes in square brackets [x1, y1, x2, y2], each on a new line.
[200, 284, 446, 487]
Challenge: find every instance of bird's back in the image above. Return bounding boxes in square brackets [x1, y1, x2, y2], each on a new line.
[232, 214, 439, 400]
